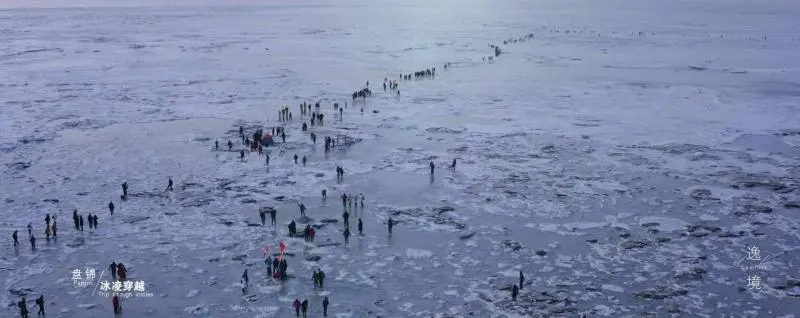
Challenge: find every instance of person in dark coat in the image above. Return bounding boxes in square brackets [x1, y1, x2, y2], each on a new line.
[519, 270, 525, 290]
[259, 209, 266, 226]
[73, 209, 79, 230]
[279, 259, 288, 279]
[35, 295, 44, 315]
[318, 270, 325, 288]
[511, 284, 519, 301]
[322, 296, 330, 316]
[358, 218, 363, 235]
[300, 299, 309, 317]
[108, 201, 114, 215]
[110, 262, 117, 280]
[18, 297, 28, 318]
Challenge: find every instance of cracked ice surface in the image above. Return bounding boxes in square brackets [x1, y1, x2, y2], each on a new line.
[2, 0, 800, 317]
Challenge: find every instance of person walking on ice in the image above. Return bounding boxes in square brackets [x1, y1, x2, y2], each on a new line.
[112, 294, 121, 313]
[18, 296, 28, 318]
[301, 299, 309, 317]
[511, 284, 519, 301]
[293, 299, 301, 316]
[343, 228, 351, 244]
[241, 269, 249, 292]
[35, 295, 44, 316]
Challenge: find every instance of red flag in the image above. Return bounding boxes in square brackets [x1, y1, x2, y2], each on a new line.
[279, 241, 286, 254]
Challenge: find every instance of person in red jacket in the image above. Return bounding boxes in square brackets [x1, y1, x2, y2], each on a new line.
[292, 299, 301, 316]
[112, 294, 121, 313]
[309, 228, 316, 242]
[117, 263, 127, 281]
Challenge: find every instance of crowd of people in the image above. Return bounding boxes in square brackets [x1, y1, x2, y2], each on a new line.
[9, 37, 521, 317]
[8, 173, 171, 316]
[221, 86, 468, 314]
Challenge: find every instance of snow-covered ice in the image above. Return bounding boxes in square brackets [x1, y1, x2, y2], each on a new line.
[2, 0, 800, 317]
